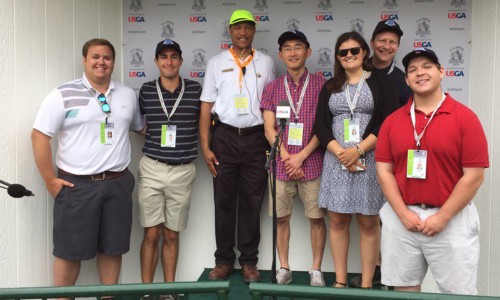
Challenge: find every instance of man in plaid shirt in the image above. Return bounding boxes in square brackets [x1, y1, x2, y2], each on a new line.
[260, 30, 327, 286]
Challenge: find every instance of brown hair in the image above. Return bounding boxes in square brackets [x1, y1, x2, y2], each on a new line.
[82, 38, 116, 60]
[325, 31, 372, 94]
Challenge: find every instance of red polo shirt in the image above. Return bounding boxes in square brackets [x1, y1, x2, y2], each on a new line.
[375, 94, 489, 207]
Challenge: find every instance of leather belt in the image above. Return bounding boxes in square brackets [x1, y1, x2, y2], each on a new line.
[58, 168, 127, 181]
[219, 122, 264, 136]
[413, 203, 437, 209]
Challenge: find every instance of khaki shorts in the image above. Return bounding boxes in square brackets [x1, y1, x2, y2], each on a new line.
[138, 155, 196, 231]
[268, 177, 325, 219]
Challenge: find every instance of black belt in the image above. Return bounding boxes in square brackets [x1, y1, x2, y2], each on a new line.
[219, 122, 264, 136]
[412, 203, 437, 209]
[148, 156, 188, 166]
[58, 168, 127, 181]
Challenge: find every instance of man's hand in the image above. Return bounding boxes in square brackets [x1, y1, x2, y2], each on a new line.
[399, 209, 423, 232]
[284, 153, 305, 176]
[419, 213, 449, 236]
[288, 167, 305, 180]
[47, 177, 74, 199]
[202, 148, 219, 177]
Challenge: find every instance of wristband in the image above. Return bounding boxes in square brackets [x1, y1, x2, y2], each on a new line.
[356, 144, 365, 157]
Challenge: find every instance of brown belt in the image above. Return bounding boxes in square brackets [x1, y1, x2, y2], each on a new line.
[58, 168, 127, 181]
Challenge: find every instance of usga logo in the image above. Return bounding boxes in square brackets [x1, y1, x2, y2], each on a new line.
[315, 71, 333, 78]
[448, 12, 466, 19]
[254, 15, 270, 22]
[413, 41, 432, 48]
[129, 71, 146, 77]
[381, 14, 399, 20]
[190, 15, 207, 22]
[190, 71, 205, 78]
[446, 70, 465, 77]
[128, 15, 145, 22]
[316, 14, 333, 21]
[220, 43, 232, 50]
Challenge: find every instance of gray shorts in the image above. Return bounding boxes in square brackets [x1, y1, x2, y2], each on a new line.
[53, 170, 135, 260]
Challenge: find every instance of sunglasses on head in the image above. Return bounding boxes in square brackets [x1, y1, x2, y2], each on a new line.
[337, 47, 362, 57]
[97, 93, 111, 113]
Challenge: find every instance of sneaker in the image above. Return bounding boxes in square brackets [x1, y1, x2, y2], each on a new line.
[309, 269, 325, 286]
[140, 295, 151, 300]
[276, 268, 292, 284]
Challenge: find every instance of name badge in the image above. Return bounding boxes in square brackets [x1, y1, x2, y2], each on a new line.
[234, 94, 249, 114]
[344, 118, 360, 143]
[288, 122, 303, 146]
[407, 149, 427, 179]
[161, 124, 177, 148]
[101, 122, 114, 145]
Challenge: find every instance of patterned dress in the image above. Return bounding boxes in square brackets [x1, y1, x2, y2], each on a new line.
[318, 82, 384, 215]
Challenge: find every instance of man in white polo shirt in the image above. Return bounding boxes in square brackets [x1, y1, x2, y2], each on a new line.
[31, 38, 144, 287]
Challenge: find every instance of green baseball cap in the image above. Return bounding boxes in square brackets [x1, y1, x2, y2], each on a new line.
[229, 9, 256, 25]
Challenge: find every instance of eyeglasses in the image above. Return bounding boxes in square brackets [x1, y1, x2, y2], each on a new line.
[97, 93, 111, 113]
[337, 47, 362, 57]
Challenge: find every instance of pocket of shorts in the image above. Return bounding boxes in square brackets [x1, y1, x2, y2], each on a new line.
[54, 186, 66, 201]
[466, 204, 480, 236]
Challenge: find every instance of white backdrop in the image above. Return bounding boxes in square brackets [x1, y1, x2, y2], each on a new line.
[123, 0, 471, 103]
[120, 0, 472, 289]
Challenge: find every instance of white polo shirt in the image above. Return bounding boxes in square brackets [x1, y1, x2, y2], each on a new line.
[33, 74, 144, 175]
[200, 49, 276, 128]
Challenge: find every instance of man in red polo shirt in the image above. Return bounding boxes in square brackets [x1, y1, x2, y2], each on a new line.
[375, 48, 489, 295]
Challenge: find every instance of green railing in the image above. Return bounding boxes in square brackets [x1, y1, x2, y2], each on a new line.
[248, 282, 500, 300]
[0, 281, 230, 300]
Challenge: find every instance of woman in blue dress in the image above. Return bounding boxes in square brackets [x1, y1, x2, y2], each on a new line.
[314, 31, 399, 288]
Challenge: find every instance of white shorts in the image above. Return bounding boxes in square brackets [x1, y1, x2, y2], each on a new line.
[380, 201, 480, 295]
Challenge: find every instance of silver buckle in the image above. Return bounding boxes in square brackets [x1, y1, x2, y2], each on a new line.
[238, 127, 243, 135]
[91, 172, 106, 181]
[418, 203, 431, 209]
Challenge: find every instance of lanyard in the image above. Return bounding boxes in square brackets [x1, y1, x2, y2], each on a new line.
[156, 78, 185, 124]
[410, 93, 446, 149]
[386, 60, 395, 75]
[284, 73, 310, 123]
[229, 47, 254, 92]
[345, 71, 367, 118]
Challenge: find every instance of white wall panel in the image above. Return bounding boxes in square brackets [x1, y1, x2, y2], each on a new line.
[0, 0, 18, 288]
[471, 0, 498, 296]
[14, 0, 48, 287]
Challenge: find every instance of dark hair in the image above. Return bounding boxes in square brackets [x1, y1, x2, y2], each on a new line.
[82, 38, 116, 60]
[326, 31, 371, 94]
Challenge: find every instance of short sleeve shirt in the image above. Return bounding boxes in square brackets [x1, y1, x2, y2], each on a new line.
[200, 49, 276, 127]
[33, 74, 144, 174]
[260, 71, 326, 181]
[375, 94, 489, 207]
